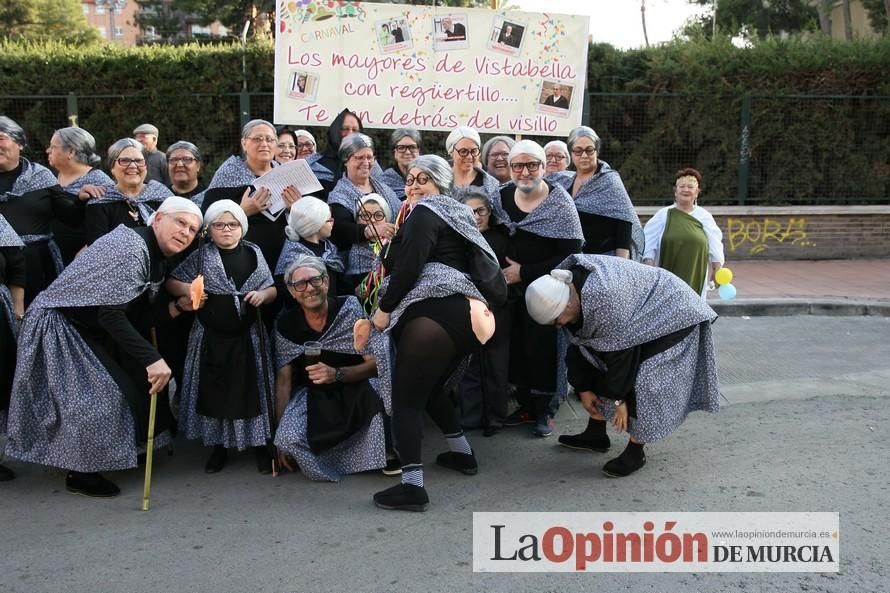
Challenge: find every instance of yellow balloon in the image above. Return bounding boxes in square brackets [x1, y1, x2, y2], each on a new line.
[715, 267, 733, 285]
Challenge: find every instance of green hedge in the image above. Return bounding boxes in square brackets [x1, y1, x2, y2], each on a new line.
[2, 37, 888, 204]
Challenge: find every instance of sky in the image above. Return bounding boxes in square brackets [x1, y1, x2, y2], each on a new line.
[512, 0, 709, 49]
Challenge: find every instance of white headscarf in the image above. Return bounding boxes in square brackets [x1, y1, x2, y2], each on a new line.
[359, 193, 393, 223]
[286, 196, 331, 240]
[294, 129, 316, 148]
[525, 269, 573, 324]
[148, 196, 203, 226]
[204, 199, 248, 234]
[445, 126, 481, 154]
[508, 139, 546, 164]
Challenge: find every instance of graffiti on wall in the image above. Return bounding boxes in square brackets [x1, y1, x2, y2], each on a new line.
[726, 217, 815, 255]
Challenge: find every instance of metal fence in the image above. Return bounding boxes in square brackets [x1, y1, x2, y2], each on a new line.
[2, 91, 888, 206]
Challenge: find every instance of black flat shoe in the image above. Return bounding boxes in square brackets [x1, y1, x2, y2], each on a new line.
[65, 471, 120, 497]
[0, 463, 14, 482]
[558, 432, 611, 453]
[602, 449, 646, 478]
[254, 446, 273, 475]
[204, 446, 227, 474]
[373, 483, 429, 512]
[382, 457, 402, 476]
[436, 451, 478, 475]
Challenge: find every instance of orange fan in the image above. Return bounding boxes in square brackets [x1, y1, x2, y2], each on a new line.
[190, 274, 205, 310]
[353, 318, 371, 351]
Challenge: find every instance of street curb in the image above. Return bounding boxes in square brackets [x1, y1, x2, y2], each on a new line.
[708, 298, 890, 317]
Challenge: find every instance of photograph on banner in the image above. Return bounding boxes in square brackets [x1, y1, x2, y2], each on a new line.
[377, 17, 412, 54]
[433, 14, 469, 50]
[274, 2, 588, 134]
[287, 71, 319, 102]
[537, 80, 574, 116]
[489, 17, 526, 56]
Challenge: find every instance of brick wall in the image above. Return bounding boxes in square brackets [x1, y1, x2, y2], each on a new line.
[636, 206, 890, 261]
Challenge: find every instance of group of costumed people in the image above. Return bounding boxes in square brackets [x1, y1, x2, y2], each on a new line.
[0, 110, 724, 512]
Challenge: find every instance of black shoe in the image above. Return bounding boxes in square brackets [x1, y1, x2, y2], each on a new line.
[136, 452, 147, 466]
[602, 446, 647, 478]
[65, 471, 121, 497]
[204, 446, 227, 474]
[558, 432, 611, 453]
[373, 483, 429, 512]
[503, 408, 534, 426]
[382, 457, 402, 476]
[436, 451, 478, 475]
[0, 463, 14, 482]
[254, 446, 273, 475]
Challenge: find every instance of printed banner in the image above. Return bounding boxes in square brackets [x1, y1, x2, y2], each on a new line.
[473, 512, 840, 572]
[274, 1, 589, 134]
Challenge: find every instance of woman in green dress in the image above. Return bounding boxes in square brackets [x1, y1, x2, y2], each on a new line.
[642, 168, 725, 297]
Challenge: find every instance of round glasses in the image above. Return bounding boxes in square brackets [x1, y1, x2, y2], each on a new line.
[454, 147, 481, 158]
[287, 274, 327, 291]
[358, 211, 387, 223]
[405, 173, 431, 186]
[509, 161, 542, 173]
[116, 157, 146, 168]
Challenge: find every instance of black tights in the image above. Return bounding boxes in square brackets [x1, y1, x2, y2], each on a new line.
[391, 317, 465, 467]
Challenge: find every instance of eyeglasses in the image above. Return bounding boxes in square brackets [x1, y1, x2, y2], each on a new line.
[351, 155, 375, 162]
[116, 157, 146, 168]
[276, 143, 296, 150]
[358, 211, 387, 222]
[472, 206, 490, 217]
[210, 221, 241, 231]
[169, 156, 198, 165]
[509, 161, 542, 173]
[545, 154, 567, 162]
[572, 147, 596, 157]
[247, 136, 277, 145]
[405, 173, 431, 186]
[454, 147, 481, 158]
[296, 142, 315, 151]
[394, 144, 419, 153]
[489, 151, 510, 161]
[287, 274, 327, 291]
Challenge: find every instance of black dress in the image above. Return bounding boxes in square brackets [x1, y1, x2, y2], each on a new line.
[0, 164, 82, 304]
[60, 227, 177, 443]
[277, 296, 379, 453]
[0, 245, 25, 413]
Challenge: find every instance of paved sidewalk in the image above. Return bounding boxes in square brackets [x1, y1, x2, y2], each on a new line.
[707, 259, 890, 316]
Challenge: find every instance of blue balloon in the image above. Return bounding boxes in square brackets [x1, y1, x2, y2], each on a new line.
[718, 283, 737, 301]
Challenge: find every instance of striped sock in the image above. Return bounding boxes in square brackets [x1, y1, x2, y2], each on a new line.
[444, 432, 473, 455]
[401, 464, 423, 487]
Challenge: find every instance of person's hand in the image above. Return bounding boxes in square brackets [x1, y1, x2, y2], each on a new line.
[176, 293, 205, 313]
[365, 222, 396, 241]
[578, 391, 606, 421]
[306, 362, 336, 385]
[244, 290, 266, 307]
[612, 402, 628, 433]
[503, 257, 522, 285]
[77, 184, 106, 201]
[277, 451, 295, 472]
[281, 185, 301, 208]
[146, 358, 172, 395]
[239, 186, 272, 216]
[372, 309, 390, 332]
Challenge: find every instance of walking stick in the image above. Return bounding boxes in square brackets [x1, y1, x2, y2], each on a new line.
[256, 308, 279, 477]
[143, 327, 162, 511]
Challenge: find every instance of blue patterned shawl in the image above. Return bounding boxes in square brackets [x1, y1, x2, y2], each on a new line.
[88, 180, 171, 226]
[275, 238, 344, 275]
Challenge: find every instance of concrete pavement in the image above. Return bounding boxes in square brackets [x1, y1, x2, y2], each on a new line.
[1, 315, 888, 593]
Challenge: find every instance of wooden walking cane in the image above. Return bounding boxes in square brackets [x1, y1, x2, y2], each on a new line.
[142, 327, 162, 511]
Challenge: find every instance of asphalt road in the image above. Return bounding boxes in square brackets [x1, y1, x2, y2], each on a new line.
[1, 316, 888, 593]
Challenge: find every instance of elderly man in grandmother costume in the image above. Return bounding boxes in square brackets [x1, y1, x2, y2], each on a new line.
[6, 197, 203, 497]
[525, 254, 721, 477]
[273, 254, 390, 482]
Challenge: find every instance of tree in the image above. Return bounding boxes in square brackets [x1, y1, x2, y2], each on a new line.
[861, 0, 890, 34]
[135, 1, 188, 42]
[0, 0, 102, 44]
[684, 0, 819, 40]
[170, 0, 274, 33]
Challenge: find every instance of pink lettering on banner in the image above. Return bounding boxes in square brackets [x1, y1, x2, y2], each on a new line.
[434, 53, 465, 74]
[297, 104, 328, 122]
